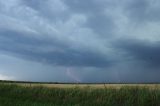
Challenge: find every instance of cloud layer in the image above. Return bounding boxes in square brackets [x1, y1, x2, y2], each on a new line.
[0, 0, 160, 82]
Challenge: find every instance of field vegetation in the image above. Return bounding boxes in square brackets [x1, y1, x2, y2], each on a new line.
[0, 82, 160, 106]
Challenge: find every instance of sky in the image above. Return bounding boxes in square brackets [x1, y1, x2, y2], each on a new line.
[0, 0, 160, 83]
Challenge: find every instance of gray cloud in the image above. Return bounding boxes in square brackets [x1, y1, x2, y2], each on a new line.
[0, 0, 160, 82]
[23, 0, 70, 22]
[62, 0, 115, 36]
[114, 39, 160, 68]
[0, 29, 111, 67]
[125, 0, 160, 22]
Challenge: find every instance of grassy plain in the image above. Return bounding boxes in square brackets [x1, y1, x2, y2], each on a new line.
[17, 83, 160, 89]
[0, 82, 160, 106]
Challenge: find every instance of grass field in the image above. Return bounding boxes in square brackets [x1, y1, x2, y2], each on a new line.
[0, 82, 160, 106]
[17, 83, 160, 89]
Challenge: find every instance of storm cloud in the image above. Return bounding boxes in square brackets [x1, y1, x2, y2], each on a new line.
[0, 0, 160, 82]
[115, 39, 160, 68]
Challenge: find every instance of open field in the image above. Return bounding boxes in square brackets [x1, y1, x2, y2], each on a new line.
[17, 83, 160, 89]
[1, 80, 160, 89]
[0, 81, 160, 106]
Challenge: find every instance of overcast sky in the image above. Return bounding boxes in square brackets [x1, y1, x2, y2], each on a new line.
[0, 0, 160, 83]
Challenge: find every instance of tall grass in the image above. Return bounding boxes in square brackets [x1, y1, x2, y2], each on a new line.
[0, 83, 160, 106]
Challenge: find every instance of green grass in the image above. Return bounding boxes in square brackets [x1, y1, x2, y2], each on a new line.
[0, 83, 160, 106]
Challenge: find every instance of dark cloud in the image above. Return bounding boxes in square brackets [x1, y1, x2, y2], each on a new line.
[63, 0, 115, 36]
[22, 0, 45, 9]
[115, 39, 160, 68]
[23, 0, 70, 22]
[125, 0, 160, 22]
[86, 13, 114, 36]
[62, 0, 104, 13]
[0, 29, 111, 67]
[0, 0, 160, 82]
